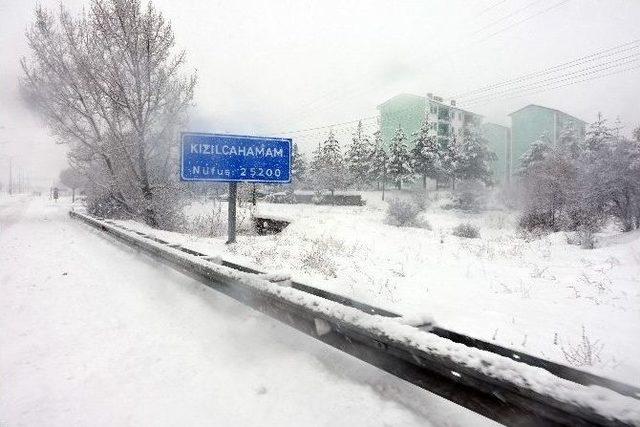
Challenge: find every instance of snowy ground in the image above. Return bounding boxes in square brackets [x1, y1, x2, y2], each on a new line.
[115, 190, 640, 388]
[0, 195, 494, 426]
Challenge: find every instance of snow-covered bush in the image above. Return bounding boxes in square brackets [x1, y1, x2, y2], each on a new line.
[518, 210, 556, 233]
[86, 191, 131, 219]
[566, 227, 597, 249]
[452, 223, 480, 239]
[410, 190, 430, 211]
[441, 181, 489, 212]
[442, 191, 484, 212]
[385, 198, 428, 228]
[518, 117, 640, 234]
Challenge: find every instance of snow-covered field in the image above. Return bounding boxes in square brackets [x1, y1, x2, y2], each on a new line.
[1, 195, 496, 426]
[116, 190, 640, 388]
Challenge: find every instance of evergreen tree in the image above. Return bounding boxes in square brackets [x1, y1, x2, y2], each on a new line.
[411, 116, 440, 189]
[584, 112, 614, 153]
[312, 130, 345, 195]
[439, 129, 463, 189]
[455, 126, 497, 185]
[346, 121, 373, 189]
[310, 141, 322, 175]
[558, 121, 581, 159]
[369, 130, 388, 190]
[519, 134, 552, 174]
[388, 125, 413, 189]
[291, 143, 307, 186]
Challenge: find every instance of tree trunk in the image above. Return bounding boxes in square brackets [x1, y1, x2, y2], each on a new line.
[72, 188, 75, 203]
[422, 174, 427, 190]
[137, 140, 158, 227]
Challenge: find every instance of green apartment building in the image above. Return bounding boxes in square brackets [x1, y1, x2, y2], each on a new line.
[377, 96, 586, 185]
[378, 93, 508, 182]
[377, 93, 483, 149]
[509, 104, 586, 174]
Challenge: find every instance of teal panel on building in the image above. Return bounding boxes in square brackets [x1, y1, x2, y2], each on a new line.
[509, 104, 585, 175]
[377, 94, 426, 147]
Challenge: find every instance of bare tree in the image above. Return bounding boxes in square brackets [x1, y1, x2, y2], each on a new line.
[59, 167, 87, 202]
[21, 0, 196, 227]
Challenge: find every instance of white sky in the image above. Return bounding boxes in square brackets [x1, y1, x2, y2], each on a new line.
[1, 0, 640, 187]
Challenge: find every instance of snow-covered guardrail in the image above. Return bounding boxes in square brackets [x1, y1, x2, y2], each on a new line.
[70, 210, 640, 426]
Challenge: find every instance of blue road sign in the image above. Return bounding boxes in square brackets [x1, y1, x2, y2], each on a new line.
[180, 133, 292, 183]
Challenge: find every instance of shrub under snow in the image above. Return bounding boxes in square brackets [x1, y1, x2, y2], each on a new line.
[452, 223, 480, 239]
[385, 198, 428, 228]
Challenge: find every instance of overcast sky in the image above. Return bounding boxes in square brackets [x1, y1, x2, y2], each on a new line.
[1, 0, 639, 188]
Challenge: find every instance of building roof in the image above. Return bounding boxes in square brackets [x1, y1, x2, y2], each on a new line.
[508, 104, 586, 124]
[378, 92, 483, 118]
[377, 93, 425, 108]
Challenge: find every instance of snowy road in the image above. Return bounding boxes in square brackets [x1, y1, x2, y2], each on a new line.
[0, 197, 490, 427]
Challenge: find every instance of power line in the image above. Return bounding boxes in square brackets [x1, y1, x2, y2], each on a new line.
[462, 51, 640, 104]
[477, 0, 508, 17]
[460, 65, 640, 109]
[269, 0, 570, 133]
[271, 38, 637, 139]
[270, 115, 377, 136]
[454, 39, 640, 98]
[472, 0, 570, 45]
[469, 0, 544, 38]
[462, 62, 640, 107]
[298, 0, 573, 126]
[272, 60, 638, 140]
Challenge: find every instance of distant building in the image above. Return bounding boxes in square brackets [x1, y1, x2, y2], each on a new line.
[377, 93, 483, 150]
[508, 104, 586, 174]
[481, 123, 511, 184]
[377, 97, 587, 185]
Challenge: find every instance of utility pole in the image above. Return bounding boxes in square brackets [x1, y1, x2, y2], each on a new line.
[8, 157, 13, 195]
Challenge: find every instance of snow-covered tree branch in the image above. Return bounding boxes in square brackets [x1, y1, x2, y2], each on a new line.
[21, 0, 197, 228]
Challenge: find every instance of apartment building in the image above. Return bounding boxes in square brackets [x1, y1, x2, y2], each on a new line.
[377, 93, 483, 149]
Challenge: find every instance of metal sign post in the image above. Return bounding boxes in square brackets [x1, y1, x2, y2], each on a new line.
[227, 182, 237, 243]
[180, 133, 292, 244]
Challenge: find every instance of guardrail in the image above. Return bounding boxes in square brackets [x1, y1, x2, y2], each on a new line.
[69, 210, 640, 426]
